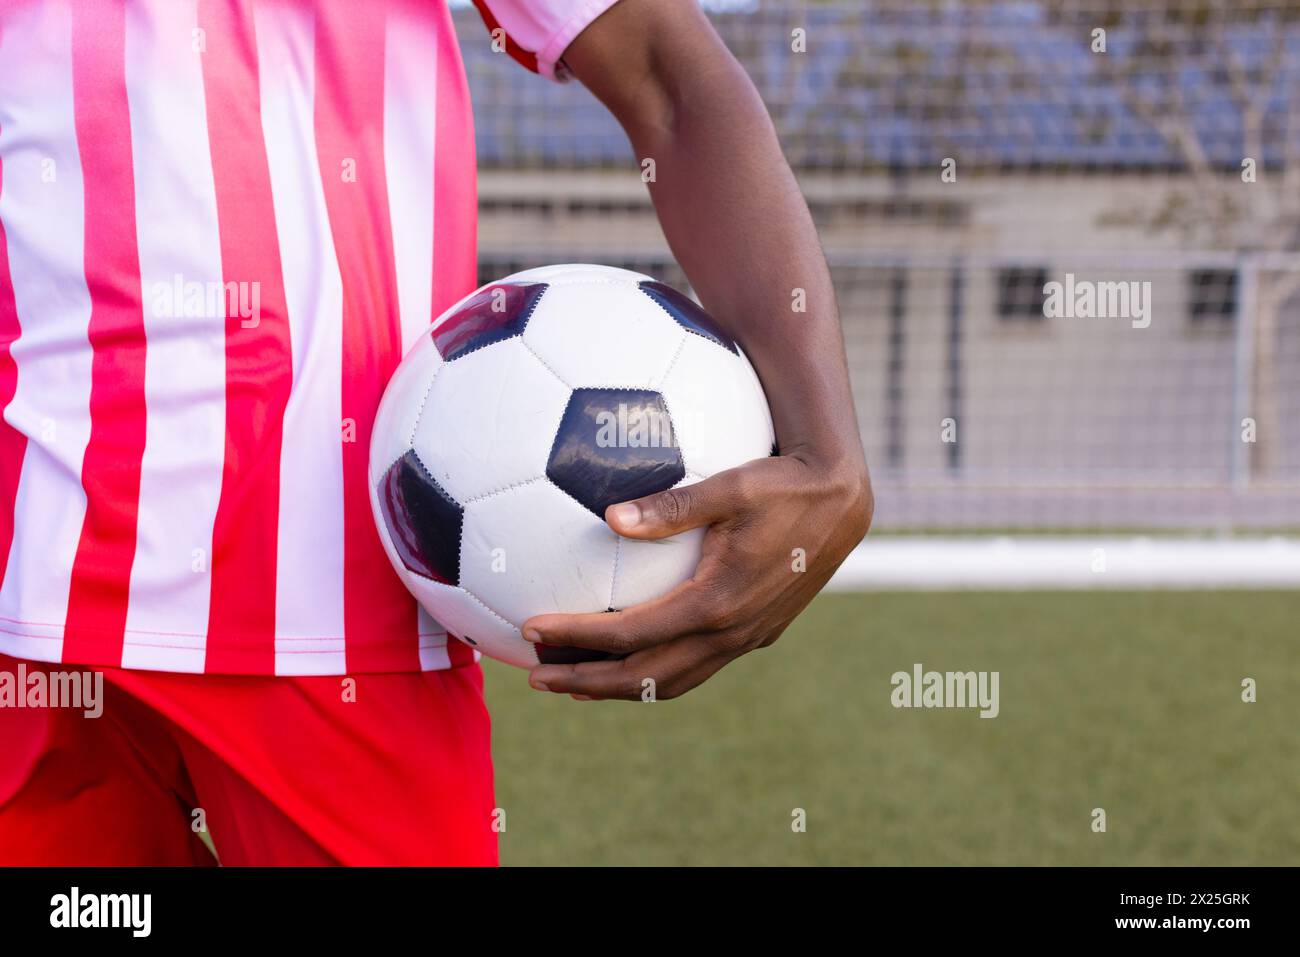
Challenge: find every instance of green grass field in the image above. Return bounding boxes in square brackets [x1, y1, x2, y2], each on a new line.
[483, 590, 1300, 866]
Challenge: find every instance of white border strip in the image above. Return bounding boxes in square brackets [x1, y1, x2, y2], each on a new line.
[828, 537, 1300, 590]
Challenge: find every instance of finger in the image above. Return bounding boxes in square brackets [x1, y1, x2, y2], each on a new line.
[530, 635, 723, 701]
[523, 575, 727, 656]
[604, 465, 755, 540]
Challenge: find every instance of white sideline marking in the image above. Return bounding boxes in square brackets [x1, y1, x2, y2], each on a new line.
[827, 537, 1300, 590]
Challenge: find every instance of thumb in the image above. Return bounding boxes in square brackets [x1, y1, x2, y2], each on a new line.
[604, 472, 737, 540]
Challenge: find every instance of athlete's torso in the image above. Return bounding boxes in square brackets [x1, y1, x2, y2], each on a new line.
[0, 0, 480, 675]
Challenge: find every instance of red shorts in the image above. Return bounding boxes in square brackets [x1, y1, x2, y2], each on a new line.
[0, 654, 496, 866]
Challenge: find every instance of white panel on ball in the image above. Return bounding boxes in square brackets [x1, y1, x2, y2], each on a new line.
[460, 479, 619, 626]
[736, 347, 777, 450]
[610, 524, 705, 610]
[657, 334, 774, 479]
[412, 336, 570, 503]
[369, 332, 442, 486]
[499, 263, 653, 286]
[523, 280, 686, 389]
[403, 574, 533, 668]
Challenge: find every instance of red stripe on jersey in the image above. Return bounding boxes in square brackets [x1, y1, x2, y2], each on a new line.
[469, 0, 540, 75]
[199, 0, 294, 674]
[0, 148, 27, 591]
[432, 3, 479, 318]
[446, 636, 476, 669]
[313, 1, 418, 672]
[60, 2, 148, 666]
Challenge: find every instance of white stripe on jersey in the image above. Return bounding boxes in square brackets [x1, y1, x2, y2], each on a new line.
[384, 5, 438, 356]
[385, 8, 468, 672]
[254, 1, 349, 676]
[418, 606, 452, 672]
[0, 0, 93, 663]
[121, 0, 226, 673]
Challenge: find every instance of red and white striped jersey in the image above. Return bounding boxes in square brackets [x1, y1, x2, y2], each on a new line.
[0, 0, 618, 676]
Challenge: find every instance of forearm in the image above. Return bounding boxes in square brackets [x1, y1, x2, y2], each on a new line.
[640, 83, 862, 474]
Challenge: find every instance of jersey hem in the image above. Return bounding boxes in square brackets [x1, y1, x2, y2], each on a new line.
[0, 628, 474, 677]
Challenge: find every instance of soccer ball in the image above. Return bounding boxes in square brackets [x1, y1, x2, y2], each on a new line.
[368, 264, 774, 668]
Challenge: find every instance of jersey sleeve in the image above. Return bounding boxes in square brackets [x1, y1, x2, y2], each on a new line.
[471, 0, 622, 81]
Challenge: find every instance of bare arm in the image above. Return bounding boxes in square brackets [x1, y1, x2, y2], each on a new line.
[523, 0, 873, 699]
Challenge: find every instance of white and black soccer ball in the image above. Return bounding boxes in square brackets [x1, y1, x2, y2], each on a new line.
[369, 264, 775, 668]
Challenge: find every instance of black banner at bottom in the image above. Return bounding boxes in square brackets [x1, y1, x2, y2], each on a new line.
[0, 866, 1281, 943]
